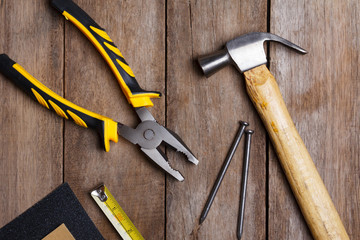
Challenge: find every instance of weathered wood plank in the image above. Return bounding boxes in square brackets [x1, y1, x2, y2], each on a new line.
[0, 0, 63, 228]
[2, 0, 359, 239]
[270, 0, 359, 239]
[166, 0, 267, 239]
[63, 0, 165, 239]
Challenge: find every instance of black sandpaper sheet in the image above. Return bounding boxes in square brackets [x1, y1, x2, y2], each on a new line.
[0, 183, 104, 240]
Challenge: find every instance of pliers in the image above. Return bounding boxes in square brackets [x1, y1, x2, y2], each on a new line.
[0, 0, 198, 181]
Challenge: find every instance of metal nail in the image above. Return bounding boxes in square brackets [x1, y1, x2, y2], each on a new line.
[199, 121, 249, 224]
[237, 129, 254, 240]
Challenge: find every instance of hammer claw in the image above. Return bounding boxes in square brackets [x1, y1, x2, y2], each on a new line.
[263, 33, 307, 54]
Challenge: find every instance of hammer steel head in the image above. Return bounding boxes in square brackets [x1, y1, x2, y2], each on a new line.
[198, 32, 307, 77]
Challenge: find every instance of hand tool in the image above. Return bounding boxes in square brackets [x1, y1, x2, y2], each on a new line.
[237, 129, 253, 240]
[0, 0, 198, 181]
[0, 54, 196, 181]
[91, 184, 144, 240]
[197, 32, 349, 239]
[50, 0, 198, 179]
[199, 121, 248, 224]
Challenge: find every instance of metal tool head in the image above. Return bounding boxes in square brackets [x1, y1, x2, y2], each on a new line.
[198, 32, 307, 76]
[117, 107, 198, 181]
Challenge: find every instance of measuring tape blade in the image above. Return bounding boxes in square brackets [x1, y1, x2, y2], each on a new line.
[91, 184, 144, 240]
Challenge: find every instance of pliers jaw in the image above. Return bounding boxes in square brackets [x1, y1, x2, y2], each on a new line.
[118, 107, 198, 181]
[162, 126, 199, 165]
[141, 147, 185, 181]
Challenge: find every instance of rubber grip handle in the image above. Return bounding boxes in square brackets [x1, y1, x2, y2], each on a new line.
[0, 54, 118, 152]
[51, 0, 161, 108]
[244, 64, 349, 240]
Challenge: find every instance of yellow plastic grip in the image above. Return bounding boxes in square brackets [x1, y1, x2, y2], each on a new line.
[12, 63, 118, 152]
[62, 11, 160, 108]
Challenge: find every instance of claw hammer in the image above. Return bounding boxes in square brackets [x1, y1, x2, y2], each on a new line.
[198, 32, 349, 240]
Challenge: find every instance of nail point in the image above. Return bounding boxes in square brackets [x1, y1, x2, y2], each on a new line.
[199, 216, 206, 225]
[237, 232, 242, 240]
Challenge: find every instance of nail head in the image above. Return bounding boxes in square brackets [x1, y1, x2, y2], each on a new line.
[246, 129, 254, 134]
[240, 121, 249, 127]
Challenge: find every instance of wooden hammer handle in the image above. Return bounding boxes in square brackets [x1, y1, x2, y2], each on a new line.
[244, 64, 349, 240]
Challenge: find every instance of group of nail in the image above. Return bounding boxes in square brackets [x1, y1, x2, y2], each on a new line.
[199, 121, 253, 240]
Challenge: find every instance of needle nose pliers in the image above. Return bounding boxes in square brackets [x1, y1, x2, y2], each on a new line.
[0, 0, 198, 181]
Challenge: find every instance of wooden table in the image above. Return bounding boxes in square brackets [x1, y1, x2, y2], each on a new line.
[0, 0, 358, 239]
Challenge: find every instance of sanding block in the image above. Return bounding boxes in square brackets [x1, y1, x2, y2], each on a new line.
[0, 183, 104, 240]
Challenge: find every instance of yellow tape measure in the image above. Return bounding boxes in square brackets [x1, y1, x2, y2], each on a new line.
[91, 184, 144, 240]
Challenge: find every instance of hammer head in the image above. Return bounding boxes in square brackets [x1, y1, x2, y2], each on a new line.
[198, 32, 307, 77]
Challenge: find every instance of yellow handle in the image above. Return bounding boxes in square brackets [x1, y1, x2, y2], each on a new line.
[51, 0, 161, 108]
[244, 64, 349, 240]
[0, 54, 118, 152]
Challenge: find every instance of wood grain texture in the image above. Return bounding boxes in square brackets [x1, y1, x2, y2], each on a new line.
[63, 0, 165, 239]
[0, 0, 359, 239]
[270, 0, 360, 239]
[244, 64, 349, 239]
[166, 0, 267, 239]
[0, 0, 63, 228]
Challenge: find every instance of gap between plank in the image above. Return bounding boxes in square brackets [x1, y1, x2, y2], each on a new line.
[164, 0, 168, 239]
[266, 0, 271, 239]
[62, 18, 66, 184]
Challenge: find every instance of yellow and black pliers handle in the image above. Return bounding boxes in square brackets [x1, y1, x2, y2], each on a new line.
[51, 0, 161, 108]
[0, 54, 118, 152]
[0, 54, 198, 181]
